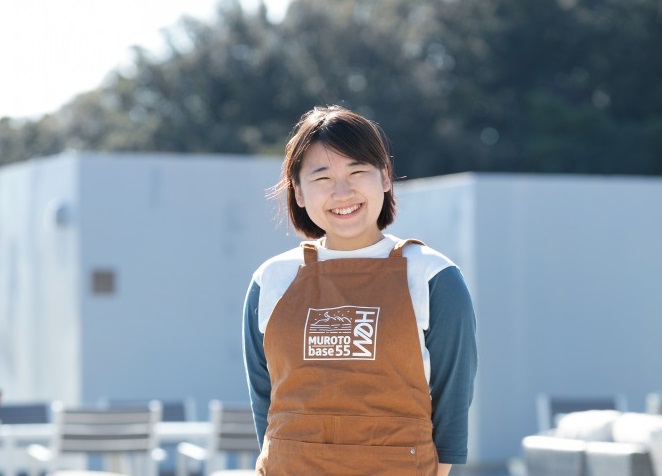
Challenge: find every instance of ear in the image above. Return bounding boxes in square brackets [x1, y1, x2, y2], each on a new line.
[381, 170, 392, 193]
[294, 183, 305, 208]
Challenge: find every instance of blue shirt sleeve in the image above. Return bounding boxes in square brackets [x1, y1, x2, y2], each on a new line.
[426, 266, 478, 464]
[242, 279, 271, 450]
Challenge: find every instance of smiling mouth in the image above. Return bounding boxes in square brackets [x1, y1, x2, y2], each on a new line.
[330, 203, 363, 216]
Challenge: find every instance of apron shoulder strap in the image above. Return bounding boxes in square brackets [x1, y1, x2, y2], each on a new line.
[389, 238, 426, 257]
[301, 241, 319, 264]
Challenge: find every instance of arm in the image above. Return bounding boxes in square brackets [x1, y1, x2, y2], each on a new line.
[242, 279, 271, 450]
[426, 266, 478, 464]
[438, 463, 452, 476]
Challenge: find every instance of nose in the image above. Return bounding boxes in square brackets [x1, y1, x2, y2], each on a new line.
[332, 178, 354, 200]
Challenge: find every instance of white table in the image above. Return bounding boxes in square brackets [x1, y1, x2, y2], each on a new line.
[0, 422, 213, 476]
[0, 424, 52, 476]
[157, 421, 212, 443]
[54, 472, 130, 476]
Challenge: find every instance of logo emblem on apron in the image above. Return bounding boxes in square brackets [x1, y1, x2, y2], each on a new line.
[303, 306, 381, 360]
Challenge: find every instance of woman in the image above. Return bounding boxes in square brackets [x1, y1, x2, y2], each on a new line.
[243, 106, 477, 475]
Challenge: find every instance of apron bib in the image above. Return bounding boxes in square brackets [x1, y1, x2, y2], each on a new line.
[257, 239, 438, 475]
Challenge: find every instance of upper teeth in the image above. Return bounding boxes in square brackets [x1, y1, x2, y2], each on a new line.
[333, 204, 360, 215]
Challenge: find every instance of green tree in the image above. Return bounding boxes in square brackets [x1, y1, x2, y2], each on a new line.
[1, 0, 660, 177]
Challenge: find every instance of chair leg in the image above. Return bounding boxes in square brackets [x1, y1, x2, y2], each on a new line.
[106, 453, 123, 473]
[238, 452, 253, 469]
[176, 452, 190, 476]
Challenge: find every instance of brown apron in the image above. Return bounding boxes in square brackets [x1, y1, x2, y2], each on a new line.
[257, 239, 438, 475]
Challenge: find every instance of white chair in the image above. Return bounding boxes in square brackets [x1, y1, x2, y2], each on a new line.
[53, 472, 129, 476]
[522, 435, 586, 476]
[209, 471, 256, 476]
[0, 402, 51, 476]
[646, 392, 662, 415]
[27, 400, 162, 476]
[101, 397, 196, 474]
[177, 400, 259, 476]
[536, 394, 627, 432]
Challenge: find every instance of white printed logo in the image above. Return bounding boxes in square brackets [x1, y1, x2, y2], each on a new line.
[303, 306, 380, 360]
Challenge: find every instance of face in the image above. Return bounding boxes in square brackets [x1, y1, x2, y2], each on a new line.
[293, 142, 391, 251]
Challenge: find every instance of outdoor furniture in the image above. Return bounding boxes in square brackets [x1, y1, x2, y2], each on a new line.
[176, 400, 259, 476]
[103, 398, 198, 473]
[0, 402, 50, 425]
[0, 418, 212, 476]
[521, 410, 661, 476]
[646, 393, 662, 415]
[0, 402, 51, 476]
[26, 400, 162, 476]
[585, 441, 654, 476]
[209, 471, 256, 475]
[523, 434, 586, 476]
[536, 394, 628, 432]
[104, 397, 197, 422]
[53, 472, 129, 476]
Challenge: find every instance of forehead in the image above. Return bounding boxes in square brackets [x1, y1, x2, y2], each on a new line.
[300, 142, 364, 170]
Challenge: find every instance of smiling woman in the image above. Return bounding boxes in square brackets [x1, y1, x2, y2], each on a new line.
[0, 0, 289, 119]
[243, 105, 477, 476]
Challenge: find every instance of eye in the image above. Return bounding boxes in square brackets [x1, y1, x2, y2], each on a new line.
[351, 168, 372, 176]
[314, 176, 329, 181]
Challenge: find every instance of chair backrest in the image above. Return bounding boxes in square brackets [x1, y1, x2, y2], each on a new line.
[209, 400, 259, 454]
[51, 400, 162, 454]
[0, 402, 50, 425]
[106, 398, 194, 422]
[536, 394, 627, 432]
[646, 392, 662, 415]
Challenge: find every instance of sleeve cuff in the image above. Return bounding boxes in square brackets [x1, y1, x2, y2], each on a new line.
[437, 449, 468, 464]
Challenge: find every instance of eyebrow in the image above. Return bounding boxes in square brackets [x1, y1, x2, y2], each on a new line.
[309, 165, 329, 175]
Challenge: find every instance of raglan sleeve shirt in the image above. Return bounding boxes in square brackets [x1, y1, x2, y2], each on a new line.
[242, 239, 477, 464]
[426, 265, 477, 463]
[242, 279, 270, 446]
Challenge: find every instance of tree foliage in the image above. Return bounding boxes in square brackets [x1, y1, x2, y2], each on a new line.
[1, 0, 661, 178]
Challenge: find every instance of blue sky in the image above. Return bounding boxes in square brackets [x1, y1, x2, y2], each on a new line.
[0, 0, 289, 120]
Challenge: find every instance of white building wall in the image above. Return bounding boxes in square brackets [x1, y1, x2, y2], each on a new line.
[392, 173, 662, 465]
[0, 156, 80, 403]
[75, 153, 298, 414]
